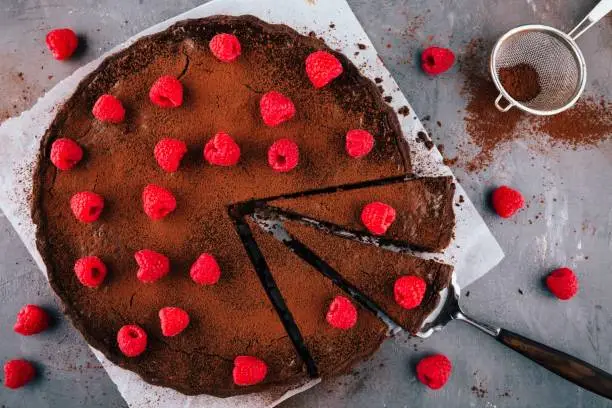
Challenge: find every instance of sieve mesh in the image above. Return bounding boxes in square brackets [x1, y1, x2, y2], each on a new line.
[492, 28, 584, 112]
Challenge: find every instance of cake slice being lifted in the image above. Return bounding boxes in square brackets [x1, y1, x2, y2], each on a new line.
[268, 176, 456, 252]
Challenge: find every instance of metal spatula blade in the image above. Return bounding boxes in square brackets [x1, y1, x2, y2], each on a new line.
[251, 207, 612, 400]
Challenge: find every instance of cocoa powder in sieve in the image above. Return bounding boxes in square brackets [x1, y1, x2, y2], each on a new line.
[498, 63, 541, 102]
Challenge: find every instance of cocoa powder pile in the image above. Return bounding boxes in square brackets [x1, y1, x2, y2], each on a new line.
[458, 38, 611, 172]
[498, 63, 541, 102]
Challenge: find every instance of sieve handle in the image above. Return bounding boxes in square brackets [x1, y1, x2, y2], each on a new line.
[568, 0, 612, 40]
[494, 93, 515, 112]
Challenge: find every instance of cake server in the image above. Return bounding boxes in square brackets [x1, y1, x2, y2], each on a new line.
[252, 207, 612, 399]
[490, 0, 612, 115]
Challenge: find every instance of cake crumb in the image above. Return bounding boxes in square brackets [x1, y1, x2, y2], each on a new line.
[398, 106, 410, 116]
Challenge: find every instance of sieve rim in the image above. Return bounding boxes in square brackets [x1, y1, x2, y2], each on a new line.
[489, 24, 587, 116]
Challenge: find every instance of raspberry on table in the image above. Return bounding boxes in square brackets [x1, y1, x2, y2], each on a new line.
[159, 307, 190, 337]
[360, 201, 396, 235]
[421, 47, 455, 76]
[232, 356, 268, 386]
[305, 50, 343, 88]
[14, 305, 49, 336]
[117, 325, 147, 357]
[135, 249, 170, 283]
[190, 253, 221, 285]
[491, 186, 524, 218]
[260, 91, 296, 127]
[546, 267, 579, 300]
[149, 76, 184, 108]
[142, 184, 176, 220]
[394, 275, 427, 309]
[326, 296, 358, 330]
[416, 354, 452, 389]
[74, 256, 107, 288]
[209, 33, 241, 62]
[204, 132, 241, 166]
[45, 28, 78, 60]
[70, 191, 104, 223]
[345, 129, 375, 158]
[3, 359, 36, 389]
[154, 138, 187, 173]
[268, 139, 299, 173]
[92, 94, 125, 123]
[50, 138, 83, 170]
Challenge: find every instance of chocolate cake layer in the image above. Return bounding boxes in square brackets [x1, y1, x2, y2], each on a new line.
[248, 220, 388, 376]
[31, 15, 426, 396]
[270, 176, 456, 252]
[281, 221, 453, 334]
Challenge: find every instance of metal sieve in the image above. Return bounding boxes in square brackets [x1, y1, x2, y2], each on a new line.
[490, 0, 611, 115]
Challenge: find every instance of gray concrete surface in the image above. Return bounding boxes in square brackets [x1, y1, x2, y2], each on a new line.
[1, 0, 611, 407]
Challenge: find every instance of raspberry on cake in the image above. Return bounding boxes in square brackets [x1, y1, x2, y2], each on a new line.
[92, 94, 125, 123]
[14, 305, 50, 336]
[117, 325, 147, 357]
[209, 33, 241, 62]
[268, 139, 299, 173]
[232, 356, 268, 386]
[305, 50, 343, 88]
[135, 249, 170, 283]
[154, 138, 187, 172]
[50, 138, 83, 170]
[345, 129, 375, 158]
[45, 28, 78, 60]
[259, 91, 296, 127]
[204, 132, 241, 166]
[142, 184, 176, 220]
[326, 296, 358, 330]
[159, 307, 190, 337]
[74, 256, 107, 288]
[190, 253, 221, 285]
[361, 201, 396, 235]
[149, 76, 184, 108]
[70, 191, 104, 223]
[3, 359, 36, 389]
[394, 276, 427, 309]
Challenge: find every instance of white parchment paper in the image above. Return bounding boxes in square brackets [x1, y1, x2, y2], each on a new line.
[0, 0, 504, 406]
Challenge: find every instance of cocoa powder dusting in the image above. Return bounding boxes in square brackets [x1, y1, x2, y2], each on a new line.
[459, 38, 611, 172]
[498, 63, 541, 102]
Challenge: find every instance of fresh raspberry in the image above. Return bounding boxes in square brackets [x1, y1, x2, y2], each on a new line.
[190, 253, 221, 285]
[13, 305, 49, 336]
[149, 76, 183, 108]
[45, 28, 78, 60]
[232, 356, 268, 386]
[3, 359, 36, 389]
[421, 47, 455, 76]
[135, 249, 170, 283]
[117, 325, 147, 357]
[70, 191, 104, 223]
[394, 276, 427, 310]
[326, 296, 358, 330]
[209, 33, 241, 62]
[204, 132, 241, 166]
[268, 139, 299, 173]
[345, 129, 375, 158]
[154, 138, 187, 172]
[360, 202, 396, 235]
[50, 138, 83, 170]
[74, 256, 107, 288]
[142, 184, 176, 220]
[159, 307, 190, 337]
[546, 267, 579, 300]
[259, 91, 296, 127]
[491, 186, 524, 218]
[305, 50, 343, 88]
[416, 354, 452, 389]
[92, 94, 125, 123]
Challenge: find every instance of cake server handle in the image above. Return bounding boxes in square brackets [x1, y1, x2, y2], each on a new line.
[567, 0, 612, 40]
[456, 311, 612, 399]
